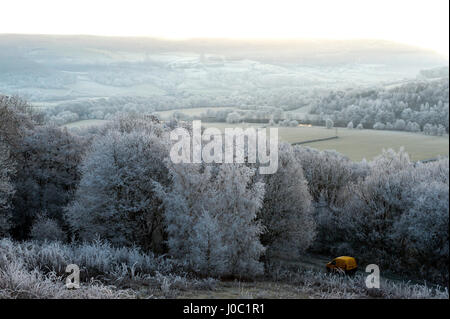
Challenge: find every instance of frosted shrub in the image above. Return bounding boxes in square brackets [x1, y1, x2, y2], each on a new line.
[30, 216, 66, 242]
[373, 122, 385, 130]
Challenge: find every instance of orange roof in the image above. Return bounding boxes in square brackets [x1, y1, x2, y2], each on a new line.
[336, 256, 355, 261]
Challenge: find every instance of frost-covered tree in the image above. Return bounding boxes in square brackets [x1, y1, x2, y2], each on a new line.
[392, 181, 449, 283]
[386, 122, 394, 130]
[278, 119, 291, 127]
[294, 147, 362, 210]
[289, 120, 299, 127]
[430, 124, 438, 136]
[294, 146, 365, 251]
[394, 119, 406, 131]
[423, 123, 433, 135]
[405, 121, 420, 132]
[340, 150, 414, 257]
[226, 112, 241, 124]
[373, 122, 385, 130]
[0, 143, 15, 237]
[257, 143, 315, 260]
[65, 127, 170, 252]
[11, 126, 85, 239]
[0, 95, 37, 153]
[437, 125, 446, 136]
[325, 118, 334, 129]
[158, 163, 265, 278]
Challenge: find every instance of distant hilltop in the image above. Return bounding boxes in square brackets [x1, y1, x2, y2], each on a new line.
[0, 34, 448, 67]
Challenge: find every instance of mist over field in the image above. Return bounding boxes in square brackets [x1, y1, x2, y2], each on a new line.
[1, 35, 447, 103]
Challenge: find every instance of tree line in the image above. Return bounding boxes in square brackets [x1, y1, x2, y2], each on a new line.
[311, 78, 449, 135]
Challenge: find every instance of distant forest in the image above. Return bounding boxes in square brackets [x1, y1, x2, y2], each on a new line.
[41, 77, 449, 136]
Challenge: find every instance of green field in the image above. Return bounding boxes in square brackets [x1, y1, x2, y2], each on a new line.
[202, 123, 449, 161]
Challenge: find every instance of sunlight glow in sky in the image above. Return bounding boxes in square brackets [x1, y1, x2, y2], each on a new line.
[1, 0, 448, 58]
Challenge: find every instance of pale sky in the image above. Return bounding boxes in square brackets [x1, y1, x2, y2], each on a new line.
[0, 0, 448, 58]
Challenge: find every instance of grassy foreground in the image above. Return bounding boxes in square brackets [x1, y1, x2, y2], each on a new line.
[0, 239, 447, 299]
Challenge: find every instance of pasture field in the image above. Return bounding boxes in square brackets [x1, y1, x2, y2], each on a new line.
[202, 122, 449, 161]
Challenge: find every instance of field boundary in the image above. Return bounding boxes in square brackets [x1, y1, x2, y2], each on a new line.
[291, 135, 338, 145]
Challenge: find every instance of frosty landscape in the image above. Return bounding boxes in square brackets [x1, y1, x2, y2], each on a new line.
[0, 31, 449, 300]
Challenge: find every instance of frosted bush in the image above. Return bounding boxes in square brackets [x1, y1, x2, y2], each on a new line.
[30, 216, 66, 242]
[373, 122, 385, 130]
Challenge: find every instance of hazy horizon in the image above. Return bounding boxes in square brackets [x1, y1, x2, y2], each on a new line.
[1, 0, 448, 58]
[1, 33, 447, 57]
